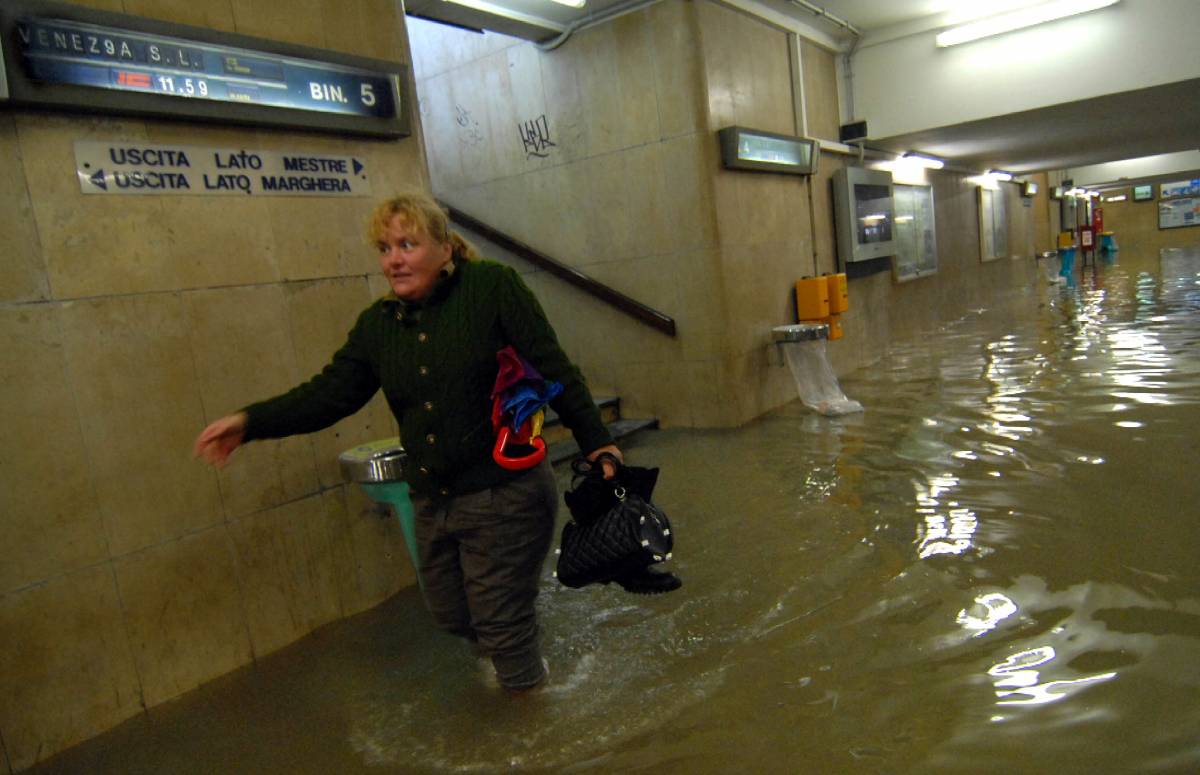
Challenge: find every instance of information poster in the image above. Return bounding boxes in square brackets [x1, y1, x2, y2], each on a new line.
[1158, 196, 1199, 230]
[1160, 179, 1200, 199]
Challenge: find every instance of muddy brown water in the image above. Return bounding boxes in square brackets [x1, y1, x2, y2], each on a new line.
[28, 245, 1200, 774]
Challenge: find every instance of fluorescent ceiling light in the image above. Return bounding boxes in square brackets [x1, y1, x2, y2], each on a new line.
[987, 169, 1014, 181]
[443, 0, 568, 30]
[548, 0, 586, 6]
[935, 0, 1120, 47]
[902, 152, 945, 170]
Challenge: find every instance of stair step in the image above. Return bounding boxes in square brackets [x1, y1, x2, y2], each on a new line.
[540, 396, 619, 446]
[547, 417, 660, 465]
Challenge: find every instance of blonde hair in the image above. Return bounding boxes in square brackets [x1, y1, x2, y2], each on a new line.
[367, 192, 479, 260]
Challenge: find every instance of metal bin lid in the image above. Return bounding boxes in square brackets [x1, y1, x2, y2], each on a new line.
[338, 437, 406, 483]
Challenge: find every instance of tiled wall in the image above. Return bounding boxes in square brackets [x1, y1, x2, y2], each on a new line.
[1091, 175, 1200, 251]
[410, 1, 722, 426]
[411, 1, 1041, 430]
[0, 1, 424, 770]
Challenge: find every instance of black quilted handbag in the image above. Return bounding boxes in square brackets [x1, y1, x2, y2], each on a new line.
[555, 455, 681, 594]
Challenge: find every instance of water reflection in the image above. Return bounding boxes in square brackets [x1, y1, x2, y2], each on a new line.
[989, 646, 1117, 707]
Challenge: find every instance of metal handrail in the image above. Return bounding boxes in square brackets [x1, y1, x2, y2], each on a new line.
[440, 201, 677, 337]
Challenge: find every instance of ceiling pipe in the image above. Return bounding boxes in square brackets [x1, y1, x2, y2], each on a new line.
[788, 0, 861, 38]
[536, 0, 664, 51]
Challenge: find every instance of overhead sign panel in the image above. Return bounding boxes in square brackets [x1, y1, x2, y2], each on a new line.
[0, 0, 411, 138]
[74, 141, 372, 197]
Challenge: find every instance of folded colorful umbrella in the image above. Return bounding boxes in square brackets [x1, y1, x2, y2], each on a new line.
[490, 346, 561, 469]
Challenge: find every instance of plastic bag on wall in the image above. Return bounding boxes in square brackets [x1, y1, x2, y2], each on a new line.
[783, 339, 864, 416]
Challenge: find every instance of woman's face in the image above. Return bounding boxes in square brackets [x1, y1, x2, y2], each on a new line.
[377, 214, 452, 301]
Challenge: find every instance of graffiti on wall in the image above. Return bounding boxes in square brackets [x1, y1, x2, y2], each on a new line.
[519, 114, 556, 159]
[455, 105, 484, 147]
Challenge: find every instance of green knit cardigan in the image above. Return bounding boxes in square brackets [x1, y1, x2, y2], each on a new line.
[243, 258, 613, 497]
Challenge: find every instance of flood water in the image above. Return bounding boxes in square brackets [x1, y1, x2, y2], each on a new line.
[30, 245, 1200, 774]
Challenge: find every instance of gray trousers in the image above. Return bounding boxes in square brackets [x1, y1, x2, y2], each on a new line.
[411, 460, 558, 689]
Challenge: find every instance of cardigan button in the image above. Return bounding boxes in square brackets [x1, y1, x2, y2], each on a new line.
[417, 332, 428, 343]
[424, 401, 434, 411]
[418, 365, 429, 376]
[439, 488, 450, 496]
[426, 434, 437, 445]
[418, 466, 430, 476]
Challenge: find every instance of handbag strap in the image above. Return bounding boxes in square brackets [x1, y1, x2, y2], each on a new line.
[569, 452, 626, 494]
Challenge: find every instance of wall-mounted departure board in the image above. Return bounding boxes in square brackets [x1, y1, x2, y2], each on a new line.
[0, 0, 411, 138]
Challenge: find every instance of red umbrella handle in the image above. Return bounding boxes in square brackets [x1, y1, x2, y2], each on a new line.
[493, 425, 546, 470]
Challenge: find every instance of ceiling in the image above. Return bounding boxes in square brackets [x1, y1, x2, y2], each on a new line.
[407, 0, 1200, 177]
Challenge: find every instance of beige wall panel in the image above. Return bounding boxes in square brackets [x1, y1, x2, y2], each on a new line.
[114, 526, 252, 707]
[719, 243, 796, 360]
[0, 306, 108, 594]
[268, 196, 370, 282]
[532, 163, 591, 265]
[158, 194, 282, 287]
[60, 294, 224, 556]
[480, 51, 522, 181]
[323, 486, 413, 616]
[229, 0, 325, 48]
[228, 494, 342, 657]
[15, 114, 175, 299]
[660, 133, 719, 251]
[712, 170, 749, 247]
[409, 18, 518, 80]
[697, 2, 736, 131]
[372, 124, 433, 204]
[812, 153, 844, 274]
[538, 43, 589, 166]
[682, 359, 740, 427]
[649, 0, 704, 139]
[0, 117, 49, 303]
[281, 278, 397, 487]
[319, 0, 405, 60]
[1031, 173, 1052, 254]
[748, 21, 793, 135]
[575, 26, 623, 159]
[588, 255, 684, 362]
[580, 151, 636, 263]
[612, 11, 661, 149]
[623, 142, 672, 258]
[184, 285, 321, 519]
[669, 247, 726, 363]
[508, 45, 551, 172]
[418, 70, 463, 191]
[801, 41, 841, 142]
[121, 0, 237, 30]
[0, 565, 142, 773]
[608, 359, 682, 427]
[449, 67, 492, 187]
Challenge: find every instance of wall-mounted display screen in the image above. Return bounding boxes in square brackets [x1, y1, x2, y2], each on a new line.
[832, 166, 896, 265]
[1133, 184, 1154, 201]
[718, 126, 818, 175]
[0, 0, 410, 138]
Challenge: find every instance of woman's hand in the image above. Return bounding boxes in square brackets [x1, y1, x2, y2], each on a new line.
[586, 444, 623, 479]
[193, 412, 248, 468]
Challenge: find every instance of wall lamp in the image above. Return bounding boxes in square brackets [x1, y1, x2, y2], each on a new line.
[935, 0, 1120, 47]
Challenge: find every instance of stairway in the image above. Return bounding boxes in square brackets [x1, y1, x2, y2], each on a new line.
[541, 396, 658, 465]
